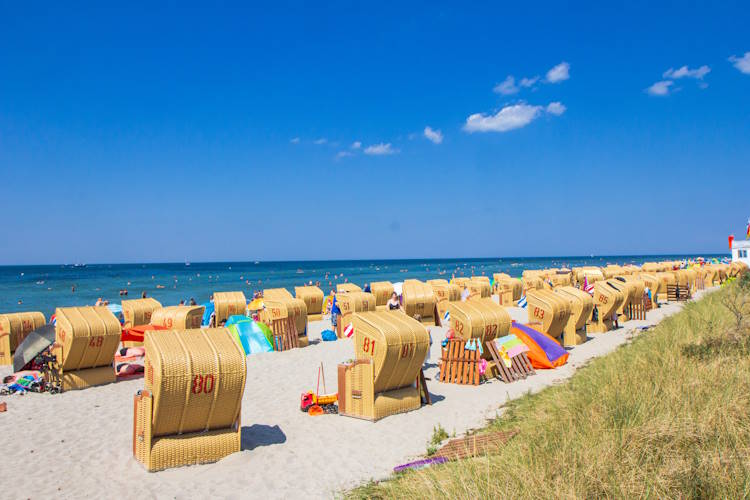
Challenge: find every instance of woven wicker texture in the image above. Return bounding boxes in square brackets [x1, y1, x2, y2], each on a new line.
[263, 288, 294, 300]
[427, 280, 461, 303]
[261, 297, 308, 339]
[448, 298, 511, 360]
[602, 265, 626, 279]
[521, 275, 545, 293]
[637, 273, 660, 296]
[401, 279, 437, 324]
[144, 328, 247, 437]
[370, 281, 394, 307]
[54, 306, 121, 372]
[294, 286, 324, 316]
[617, 276, 646, 302]
[134, 392, 240, 472]
[61, 365, 116, 391]
[150, 306, 206, 330]
[525, 289, 571, 340]
[604, 279, 636, 318]
[336, 283, 362, 293]
[553, 286, 594, 346]
[591, 281, 624, 326]
[336, 292, 375, 331]
[122, 298, 162, 328]
[213, 292, 247, 325]
[353, 311, 429, 394]
[0, 311, 46, 366]
[494, 275, 523, 304]
[469, 277, 491, 297]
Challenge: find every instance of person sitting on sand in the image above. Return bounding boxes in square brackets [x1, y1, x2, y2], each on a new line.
[387, 292, 401, 310]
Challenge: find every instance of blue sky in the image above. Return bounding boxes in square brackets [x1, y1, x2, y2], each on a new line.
[1, 2, 749, 264]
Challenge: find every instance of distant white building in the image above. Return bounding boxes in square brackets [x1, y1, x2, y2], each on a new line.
[732, 239, 750, 266]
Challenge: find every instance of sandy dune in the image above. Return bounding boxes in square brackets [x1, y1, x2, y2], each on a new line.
[0, 293, 706, 499]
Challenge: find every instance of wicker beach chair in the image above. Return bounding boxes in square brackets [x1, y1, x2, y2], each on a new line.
[446, 298, 512, 380]
[294, 285, 324, 321]
[369, 281, 394, 311]
[150, 305, 205, 330]
[0, 312, 46, 366]
[133, 328, 247, 471]
[493, 274, 523, 306]
[122, 298, 162, 329]
[335, 292, 375, 338]
[51, 306, 121, 391]
[338, 311, 430, 421]
[587, 282, 625, 333]
[525, 289, 571, 343]
[212, 291, 247, 325]
[427, 279, 461, 326]
[260, 299, 308, 348]
[553, 286, 594, 346]
[402, 279, 437, 325]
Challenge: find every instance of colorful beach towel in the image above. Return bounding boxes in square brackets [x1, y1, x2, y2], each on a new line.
[492, 334, 529, 367]
[510, 321, 568, 369]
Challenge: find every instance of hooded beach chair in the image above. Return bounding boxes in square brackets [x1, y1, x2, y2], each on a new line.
[402, 279, 438, 325]
[587, 282, 624, 333]
[0, 311, 46, 366]
[260, 298, 309, 349]
[427, 279, 461, 326]
[133, 328, 246, 471]
[335, 291, 375, 338]
[150, 305, 206, 330]
[122, 298, 162, 329]
[51, 306, 121, 391]
[212, 291, 247, 325]
[493, 274, 523, 306]
[525, 289, 571, 343]
[294, 285, 324, 321]
[336, 283, 362, 294]
[553, 286, 594, 346]
[369, 281, 395, 311]
[337, 311, 430, 421]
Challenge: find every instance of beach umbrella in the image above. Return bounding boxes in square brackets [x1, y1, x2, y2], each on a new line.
[13, 324, 56, 372]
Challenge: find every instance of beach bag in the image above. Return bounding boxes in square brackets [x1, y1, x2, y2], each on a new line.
[321, 329, 337, 342]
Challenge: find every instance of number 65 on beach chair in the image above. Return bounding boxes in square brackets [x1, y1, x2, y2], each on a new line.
[133, 328, 247, 471]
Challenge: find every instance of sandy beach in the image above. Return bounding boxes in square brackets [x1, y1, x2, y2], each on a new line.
[0, 291, 710, 499]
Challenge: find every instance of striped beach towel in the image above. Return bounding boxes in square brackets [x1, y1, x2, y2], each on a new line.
[493, 334, 529, 367]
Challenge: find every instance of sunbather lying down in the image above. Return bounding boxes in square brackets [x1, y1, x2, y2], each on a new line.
[1, 370, 43, 394]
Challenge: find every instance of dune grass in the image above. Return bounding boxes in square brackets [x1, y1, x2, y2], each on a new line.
[348, 280, 750, 499]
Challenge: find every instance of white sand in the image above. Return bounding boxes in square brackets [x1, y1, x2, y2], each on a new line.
[0, 291, 710, 499]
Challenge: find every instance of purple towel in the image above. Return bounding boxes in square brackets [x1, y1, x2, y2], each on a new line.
[512, 321, 568, 363]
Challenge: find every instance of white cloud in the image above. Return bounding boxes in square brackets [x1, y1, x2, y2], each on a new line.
[646, 80, 673, 96]
[663, 65, 710, 80]
[464, 103, 542, 133]
[364, 143, 399, 155]
[351, 141, 361, 149]
[729, 52, 750, 74]
[290, 137, 300, 144]
[520, 76, 539, 87]
[423, 126, 443, 144]
[336, 151, 353, 159]
[546, 102, 566, 115]
[494, 76, 519, 95]
[313, 138, 327, 145]
[546, 62, 570, 83]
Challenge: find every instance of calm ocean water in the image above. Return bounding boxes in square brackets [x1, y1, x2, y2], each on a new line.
[0, 255, 724, 317]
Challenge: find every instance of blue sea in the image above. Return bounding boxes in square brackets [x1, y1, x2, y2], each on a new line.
[0, 255, 725, 318]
